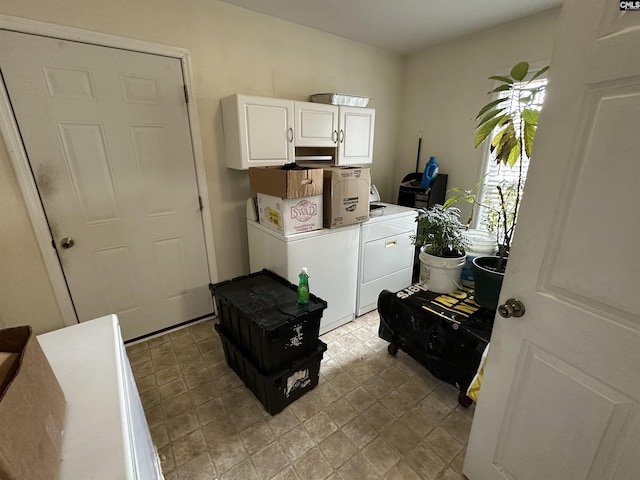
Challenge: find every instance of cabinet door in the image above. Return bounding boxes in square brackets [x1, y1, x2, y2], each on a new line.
[222, 94, 294, 169]
[337, 107, 375, 166]
[294, 101, 339, 147]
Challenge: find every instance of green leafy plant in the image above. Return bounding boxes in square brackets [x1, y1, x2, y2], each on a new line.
[444, 61, 548, 272]
[412, 204, 469, 258]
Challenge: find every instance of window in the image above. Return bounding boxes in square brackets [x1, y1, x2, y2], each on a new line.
[473, 74, 548, 235]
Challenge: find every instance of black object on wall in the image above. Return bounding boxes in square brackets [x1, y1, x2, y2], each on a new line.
[397, 173, 448, 209]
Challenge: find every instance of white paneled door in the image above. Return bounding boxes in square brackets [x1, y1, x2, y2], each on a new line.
[0, 31, 213, 340]
[464, 1, 640, 479]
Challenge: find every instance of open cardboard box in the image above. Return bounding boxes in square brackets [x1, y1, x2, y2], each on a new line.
[0, 326, 66, 480]
[250, 165, 325, 235]
[249, 165, 323, 199]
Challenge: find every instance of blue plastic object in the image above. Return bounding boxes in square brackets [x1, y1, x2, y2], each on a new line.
[420, 156, 439, 189]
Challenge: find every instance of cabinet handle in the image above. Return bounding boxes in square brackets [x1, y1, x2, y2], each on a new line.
[288, 127, 293, 143]
[339, 129, 344, 143]
[332, 130, 338, 143]
[385, 240, 397, 248]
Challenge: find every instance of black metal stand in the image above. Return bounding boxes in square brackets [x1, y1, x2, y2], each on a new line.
[397, 173, 448, 209]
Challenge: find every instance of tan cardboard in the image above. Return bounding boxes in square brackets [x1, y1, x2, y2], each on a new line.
[249, 166, 323, 199]
[0, 326, 66, 480]
[256, 192, 323, 235]
[0, 353, 18, 394]
[323, 167, 370, 228]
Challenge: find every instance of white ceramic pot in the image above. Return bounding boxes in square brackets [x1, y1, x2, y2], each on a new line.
[461, 230, 498, 287]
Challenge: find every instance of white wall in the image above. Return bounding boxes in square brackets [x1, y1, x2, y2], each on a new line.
[0, 1, 560, 334]
[397, 8, 561, 223]
[0, 0, 404, 333]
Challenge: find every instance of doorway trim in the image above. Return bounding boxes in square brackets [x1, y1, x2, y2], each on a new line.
[0, 15, 219, 327]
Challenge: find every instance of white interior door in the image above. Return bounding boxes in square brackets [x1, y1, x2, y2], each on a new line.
[0, 30, 213, 340]
[464, 1, 640, 478]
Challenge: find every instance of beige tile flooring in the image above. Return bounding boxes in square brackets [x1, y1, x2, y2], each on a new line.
[126, 310, 474, 480]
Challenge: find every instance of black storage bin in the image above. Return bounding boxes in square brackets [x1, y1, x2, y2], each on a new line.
[209, 269, 327, 374]
[377, 284, 493, 401]
[215, 323, 326, 415]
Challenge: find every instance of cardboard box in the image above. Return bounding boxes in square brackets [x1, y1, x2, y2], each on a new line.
[323, 167, 370, 228]
[249, 166, 323, 199]
[0, 326, 66, 480]
[257, 192, 323, 235]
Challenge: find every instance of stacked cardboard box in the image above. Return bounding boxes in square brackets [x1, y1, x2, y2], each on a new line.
[321, 166, 370, 228]
[249, 166, 324, 235]
[249, 165, 370, 233]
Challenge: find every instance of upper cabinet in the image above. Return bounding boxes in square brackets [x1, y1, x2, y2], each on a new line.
[294, 101, 339, 148]
[221, 94, 295, 170]
[222, 94, 375, 170]
[336, 106, 375, 166]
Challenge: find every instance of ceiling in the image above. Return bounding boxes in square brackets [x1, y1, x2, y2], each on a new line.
[218, 0, 562, 55]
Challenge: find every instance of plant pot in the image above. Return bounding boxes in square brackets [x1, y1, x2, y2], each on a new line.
[419, 248, 466, 294]
[461, 230, 498, 287]
[472, 255, 507, 311]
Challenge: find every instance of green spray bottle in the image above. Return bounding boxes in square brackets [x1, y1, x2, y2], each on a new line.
[297, 267, 309, 305]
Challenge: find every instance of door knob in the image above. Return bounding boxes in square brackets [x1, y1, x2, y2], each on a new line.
[498, 298, 525, 318]
[60, 237, 75, 249]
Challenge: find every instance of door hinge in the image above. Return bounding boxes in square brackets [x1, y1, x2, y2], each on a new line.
[198, 196, 204, 211]
[183, 85, 189, 104]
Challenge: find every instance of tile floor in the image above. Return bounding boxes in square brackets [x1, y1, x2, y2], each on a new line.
[126, 310, 474, 480]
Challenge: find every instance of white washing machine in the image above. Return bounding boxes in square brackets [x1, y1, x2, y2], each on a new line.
[356, 202, 417, 316]
[247, 217, 360, 335]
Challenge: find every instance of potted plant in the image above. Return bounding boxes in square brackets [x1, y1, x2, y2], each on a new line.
[412, 204, 469, 294]
[444, 61, 548, 309]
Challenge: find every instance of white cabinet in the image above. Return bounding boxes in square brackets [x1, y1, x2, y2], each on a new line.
[247, 219, 360, 334]
[222, 94, 294, 170]
[222, 94, 375, 169]
[294, 101, 339, 147]
[38, 315, 162, 480]
[294, 101, 375, 165]
[337, 106, 376, 166]
[356, 205, 417, 316]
